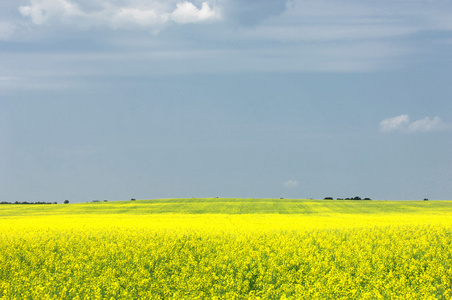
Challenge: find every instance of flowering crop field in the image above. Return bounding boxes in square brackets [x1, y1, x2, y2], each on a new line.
[1, 199, 452, 299]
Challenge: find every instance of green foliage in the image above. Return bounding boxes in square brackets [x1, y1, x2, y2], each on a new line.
[0, 198, 451, 217]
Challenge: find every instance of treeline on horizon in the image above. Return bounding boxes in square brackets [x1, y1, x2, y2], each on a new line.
[323, 196, 371, 200]
[0, 201, 58, 205]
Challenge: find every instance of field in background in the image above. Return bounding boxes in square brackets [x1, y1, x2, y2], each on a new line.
[1, 199, 452, 299]
[3, 198, 452, 216]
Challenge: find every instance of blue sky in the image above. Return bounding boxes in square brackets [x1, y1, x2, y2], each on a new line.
[1, 0, 452, 202]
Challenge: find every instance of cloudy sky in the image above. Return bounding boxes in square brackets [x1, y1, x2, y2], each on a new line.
[1, 0, 452, 202]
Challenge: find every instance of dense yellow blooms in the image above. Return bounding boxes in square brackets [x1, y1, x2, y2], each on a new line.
[1, 210, 452, 299]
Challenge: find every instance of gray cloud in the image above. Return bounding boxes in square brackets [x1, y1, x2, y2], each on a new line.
[222, 0, 286, 26]
[241, 0, 419, 41]
[2, 0, 452, 75]
[0, 22, 15, 40]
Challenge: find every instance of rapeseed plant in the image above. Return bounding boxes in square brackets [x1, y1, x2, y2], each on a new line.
[1, 200, 452, 299]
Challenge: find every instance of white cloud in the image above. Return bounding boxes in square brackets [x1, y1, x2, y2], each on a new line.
[0, 73, 77, 90]
[408, 116, 450, 133]
[7, 0, 452, 74]
[19, 0, 84, 25]
[0, 76, 15, 81]
[380, 114, 410, 133]
[380, 114, 451, 133]
[171, 2, 220, 24]
[0, 76, 19, 89]
[18, 0, 221, 28]
[111, 8, 166, 28]
[283, 179, 299, 188]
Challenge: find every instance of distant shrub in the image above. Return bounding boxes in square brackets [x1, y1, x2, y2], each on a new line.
[131, 198, 136, 201]
[64, 200, 69, 204]
[2, 201, 56, 205]
[324, 197, 333, 200]
[424, 198, 429, 201]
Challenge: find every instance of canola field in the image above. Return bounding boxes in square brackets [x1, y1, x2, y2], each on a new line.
[1, 198, 452, 299]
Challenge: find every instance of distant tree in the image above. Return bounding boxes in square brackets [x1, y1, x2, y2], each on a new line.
[353, 196, 362, 200]
[424, 198, 428, 201]
[337, 198, 343, 200]
[64, 200, 69, 204]
[131, 198, 136, 201]
[104, 200, 108, 202]
[324, 197, 333, 200]
[364, 198, 371, 200]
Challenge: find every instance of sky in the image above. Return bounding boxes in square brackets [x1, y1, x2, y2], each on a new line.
[1, 0, 452, 203]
